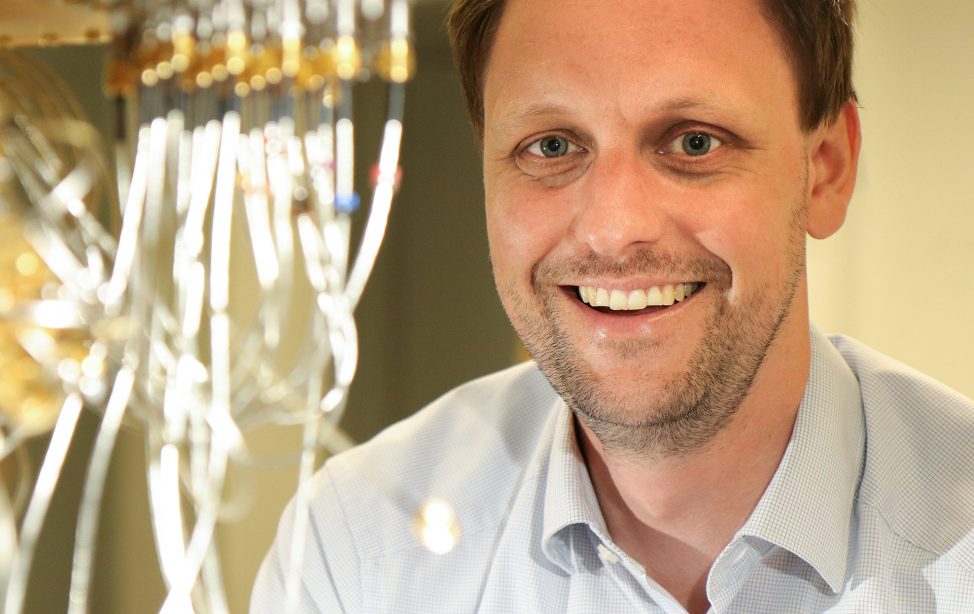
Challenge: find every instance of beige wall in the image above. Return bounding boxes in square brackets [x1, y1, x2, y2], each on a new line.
[807, 0, 974, 398]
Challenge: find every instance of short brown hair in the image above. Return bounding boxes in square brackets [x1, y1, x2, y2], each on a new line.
[447, 0, 857, 140]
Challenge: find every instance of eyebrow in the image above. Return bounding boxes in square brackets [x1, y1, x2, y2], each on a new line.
[491, 102, 574, 134]
[491, 96, 723, 134]
[658, 97, 716, 112]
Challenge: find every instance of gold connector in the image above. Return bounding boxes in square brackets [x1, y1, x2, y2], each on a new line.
[225, 30, 249, 76]
[282, 35, 302, 78]
[104, 59, 137, 96]
[332, 35, 361, 81]
[0, 215, 93, 436]
[171, 32, 196, 73]
[376, 37, 415, 83]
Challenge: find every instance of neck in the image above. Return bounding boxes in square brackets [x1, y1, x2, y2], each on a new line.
[576, 314, 812, 612]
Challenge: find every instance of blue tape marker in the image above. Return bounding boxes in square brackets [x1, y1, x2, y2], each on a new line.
[336, 192, 361, 213]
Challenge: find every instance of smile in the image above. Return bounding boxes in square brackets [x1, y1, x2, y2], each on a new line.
[577, 282, 702, 311]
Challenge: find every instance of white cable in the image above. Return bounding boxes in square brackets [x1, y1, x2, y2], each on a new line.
[3, 394, 84, 614]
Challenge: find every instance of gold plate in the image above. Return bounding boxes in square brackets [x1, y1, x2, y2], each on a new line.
[0, 0, 109, 47]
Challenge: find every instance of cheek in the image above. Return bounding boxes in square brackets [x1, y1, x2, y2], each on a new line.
[485, 178, 571, 284]
[680, 180, 804, 284]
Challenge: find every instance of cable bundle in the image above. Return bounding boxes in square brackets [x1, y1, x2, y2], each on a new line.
[0, 1, 413, 612]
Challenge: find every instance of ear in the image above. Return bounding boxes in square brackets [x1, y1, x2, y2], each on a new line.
[807, 100, 861, 239]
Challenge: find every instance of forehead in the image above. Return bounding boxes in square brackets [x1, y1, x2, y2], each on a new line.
[483, 0, 799, 133]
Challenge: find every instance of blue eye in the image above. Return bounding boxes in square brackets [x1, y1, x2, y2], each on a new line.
[675, 132, 724, 157]
[527, 135, 575, 158]
[682, 133, 714, 156]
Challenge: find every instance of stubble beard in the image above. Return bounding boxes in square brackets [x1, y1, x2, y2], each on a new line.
[500, 208, 808, 460]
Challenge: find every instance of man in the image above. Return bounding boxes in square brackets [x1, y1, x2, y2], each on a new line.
[253, 0, 974, 612]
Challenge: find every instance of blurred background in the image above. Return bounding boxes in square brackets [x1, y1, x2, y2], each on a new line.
[7, 0, 973, 611]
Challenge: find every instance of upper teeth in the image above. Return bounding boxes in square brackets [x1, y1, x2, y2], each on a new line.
[578, 283, 699, 310]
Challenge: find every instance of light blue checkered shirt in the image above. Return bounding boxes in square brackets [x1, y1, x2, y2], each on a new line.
[252, 329, 974, 612]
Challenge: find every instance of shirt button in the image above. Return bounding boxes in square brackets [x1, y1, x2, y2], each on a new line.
[597, 543, 620, 565]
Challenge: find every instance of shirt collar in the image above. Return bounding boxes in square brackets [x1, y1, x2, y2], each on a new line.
[537, 327, 865, 589]
[541, 402, 607, 573]
[737, 325, 865, 592]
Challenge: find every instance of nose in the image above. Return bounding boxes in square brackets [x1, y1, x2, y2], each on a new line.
[571, 153, 668, 258]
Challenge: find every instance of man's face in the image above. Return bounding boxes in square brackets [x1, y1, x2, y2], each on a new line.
[482, 0, 819, 455]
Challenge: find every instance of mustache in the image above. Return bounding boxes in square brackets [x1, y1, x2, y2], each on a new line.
[533, 248, 731, 284]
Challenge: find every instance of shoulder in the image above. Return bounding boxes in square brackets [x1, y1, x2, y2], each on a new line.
[253, 362, 564, 612]
[828, 334, 974, 572]
[828, 334, 972, 417]
[322, 361, 562, 557]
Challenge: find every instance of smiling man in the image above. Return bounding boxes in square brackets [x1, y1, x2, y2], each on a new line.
[252, 1, 974, 612]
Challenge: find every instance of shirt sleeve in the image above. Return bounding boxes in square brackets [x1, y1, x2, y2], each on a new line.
[250, 466, 362, 613]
